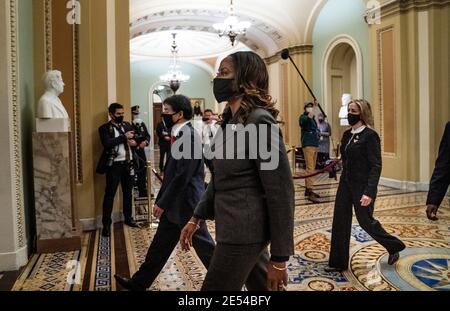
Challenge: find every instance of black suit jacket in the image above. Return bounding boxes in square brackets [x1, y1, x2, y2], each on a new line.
[132, 121, 151, 146]
[156, 121, 170, 148]
[340, 127, 382, 199]
[156, 122, 205, 225]
[96, 121, 134, 174]
[132, 121, 151, 168]
[427, 122, 450, 206]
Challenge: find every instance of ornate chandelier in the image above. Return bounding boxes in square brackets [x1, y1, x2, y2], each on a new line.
[213, 0, 251, 46]
[160, 33, 190, 93]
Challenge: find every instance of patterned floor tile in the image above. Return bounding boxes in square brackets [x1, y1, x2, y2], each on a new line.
[9, 168, 450, 292]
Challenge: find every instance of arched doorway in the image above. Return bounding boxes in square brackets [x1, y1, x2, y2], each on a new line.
[322, 35, 363, 152]
[144, 83, 174, 179]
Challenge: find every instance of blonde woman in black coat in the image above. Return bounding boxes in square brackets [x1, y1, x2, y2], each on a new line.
[325, 100, 405, 273]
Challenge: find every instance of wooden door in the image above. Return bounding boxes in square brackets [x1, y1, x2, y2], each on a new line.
[153, 103, 163, 145]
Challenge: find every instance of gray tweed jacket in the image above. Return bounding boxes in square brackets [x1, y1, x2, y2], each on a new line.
[194, 107, 295, 258]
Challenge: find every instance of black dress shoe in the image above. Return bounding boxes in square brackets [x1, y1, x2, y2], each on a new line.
[124, 220, 140, 228]
[310, 191, 321, 199]
[388, 252, 400, 265]
[114, 275, 145, 291]
[307, 195, 321, 204]
[324, 266, 346, 273]
[101, 227, 110, 237]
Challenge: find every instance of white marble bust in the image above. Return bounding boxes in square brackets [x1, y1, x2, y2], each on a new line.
[339, 93, 352, 126]
[37, 70, 69, 119]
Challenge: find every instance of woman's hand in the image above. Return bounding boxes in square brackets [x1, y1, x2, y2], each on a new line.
[360, 195, 373, 207]
[180, 217, 200, 251]
[266, 262, 288, 291]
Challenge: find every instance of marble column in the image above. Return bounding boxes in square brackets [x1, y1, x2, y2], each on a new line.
[33, 132, 81, 253]
[0, 0, 28, 272]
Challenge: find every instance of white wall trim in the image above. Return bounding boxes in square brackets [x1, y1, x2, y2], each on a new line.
[79, 211, 124, 232]
[0, 245, 27, 272]
[321, 34, 364, 118]
[380, 177, 430, 192]
[304, 0, 329, 43]
[418, 11, 431, 182]
[147, 81, 172, 150]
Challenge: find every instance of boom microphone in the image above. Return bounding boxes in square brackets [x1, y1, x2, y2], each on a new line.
[281, 48, 290, 60]
[281, 48, 327, 118]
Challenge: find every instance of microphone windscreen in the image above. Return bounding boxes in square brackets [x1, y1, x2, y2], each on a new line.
[281, 49, 290, 60]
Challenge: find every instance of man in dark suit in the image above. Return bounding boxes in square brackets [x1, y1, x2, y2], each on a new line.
[96, 103, 139, 237]
[114, 95, 215, 291]
[131, 105, 151, 197]
[156, 115, 171, 174]
[427, 121, 450, 221]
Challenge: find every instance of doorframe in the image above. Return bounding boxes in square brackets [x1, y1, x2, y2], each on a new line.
[322, 35, 364, 119]
[147, 82, 171, 150]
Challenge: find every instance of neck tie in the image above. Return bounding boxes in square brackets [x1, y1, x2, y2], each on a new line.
[170, 135, 176, 145]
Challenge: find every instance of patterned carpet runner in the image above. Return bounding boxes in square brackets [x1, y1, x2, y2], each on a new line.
[9, 174, 450, 291]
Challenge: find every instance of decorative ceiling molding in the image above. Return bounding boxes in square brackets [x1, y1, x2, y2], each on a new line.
[130, 9, 284, 43]
[130, 30, 253, 60]
[366, 0, 450, 20]
[264, 45, 314, 66]
[129, 9, 287, 56]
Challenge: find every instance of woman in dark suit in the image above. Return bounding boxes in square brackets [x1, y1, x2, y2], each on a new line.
[179, 51, 295, 291]
[325, 100, 406, 273]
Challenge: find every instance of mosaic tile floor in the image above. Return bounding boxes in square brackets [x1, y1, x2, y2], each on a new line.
[8, 173, 450, 291]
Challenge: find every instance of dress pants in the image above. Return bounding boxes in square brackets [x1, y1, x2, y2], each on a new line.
[303, 147, 318, 190]
[201, 242, 270, 291]
[102, 162, 133, 228]
[135, 149, 148, 197]
[132, 214, 215, 289]
[329, 179, 406, 269]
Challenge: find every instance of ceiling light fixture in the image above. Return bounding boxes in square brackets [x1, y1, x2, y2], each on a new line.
[160, 33, 190, 93]
[213, 0, 251, 46]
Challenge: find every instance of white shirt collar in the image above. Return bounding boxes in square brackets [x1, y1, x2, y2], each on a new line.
[351, 125, 367, 134]
[172, 121, 190, 137]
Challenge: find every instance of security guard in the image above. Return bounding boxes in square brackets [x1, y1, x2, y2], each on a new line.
[131, 105, 151, 197]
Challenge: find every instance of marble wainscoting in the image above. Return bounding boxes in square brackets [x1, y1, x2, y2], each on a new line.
[33, 132, 80, 253]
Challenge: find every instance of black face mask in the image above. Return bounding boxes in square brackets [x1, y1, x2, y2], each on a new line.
[347, 113, 361, 126]
[213, 78, 236, 103]
[162, 113, 180, 129]
[114, 116, 124, 124]
[202, 117, 210, 122]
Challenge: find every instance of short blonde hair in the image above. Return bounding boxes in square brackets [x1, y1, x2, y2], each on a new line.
[349, 99, 374, 128]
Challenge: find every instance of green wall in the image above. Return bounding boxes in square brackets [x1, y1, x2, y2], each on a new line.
[18, 0, 36, 252]
[312, 0, 371, 103]
[131, 60, 215, 120]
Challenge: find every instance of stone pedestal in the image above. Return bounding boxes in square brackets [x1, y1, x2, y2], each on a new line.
[33, 132, 81, 253]
[35, 118, 71, 133]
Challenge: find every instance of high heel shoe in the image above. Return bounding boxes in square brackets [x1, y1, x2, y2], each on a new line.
[324, 266, 346, 273]
[388, 252, 400, 265]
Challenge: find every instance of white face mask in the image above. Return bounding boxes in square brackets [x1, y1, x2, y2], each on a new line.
[306, 107, 313, 113]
